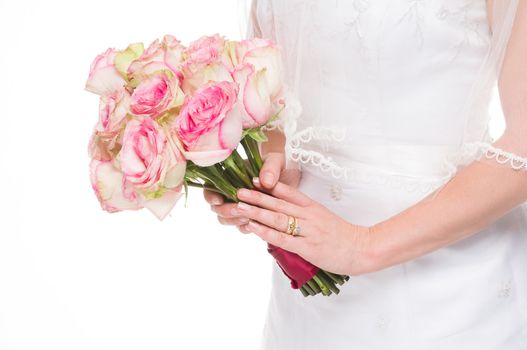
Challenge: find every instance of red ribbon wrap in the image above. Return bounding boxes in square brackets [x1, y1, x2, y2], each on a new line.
[267, 243, 320, 289]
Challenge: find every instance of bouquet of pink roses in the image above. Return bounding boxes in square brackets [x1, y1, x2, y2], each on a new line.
[86, 34, 349, 297]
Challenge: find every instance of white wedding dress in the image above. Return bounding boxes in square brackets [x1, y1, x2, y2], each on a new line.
[250, 1, 527, 349]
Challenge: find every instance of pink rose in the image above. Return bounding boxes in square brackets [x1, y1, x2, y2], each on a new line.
[88, 91, 130, 161]
[181, 35, 233, 94]
[174, 81, 243, 166]
[97, 91, 130, 132]
[229, 39, 284, 128]
[238, 38, 283, 98]
[232, 64, 272, 128]
[90, 159, 141, 213]
[119, 118, 187, 220]
[128, 35, 185, 81]
[85, 48, 126, 96]
[130, 72, 184, 119]
[186, 34, 226, 66]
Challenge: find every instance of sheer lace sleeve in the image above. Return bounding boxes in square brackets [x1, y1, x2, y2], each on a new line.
[474, 0, 527, 172]
[247, 0, 263, 38]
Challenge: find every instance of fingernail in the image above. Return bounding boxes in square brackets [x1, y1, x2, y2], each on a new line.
[237, 202, 251, 211]
[238, 218, 249, 224]
[237, 188, 251, 198]
[211, 197, 222, 205]
[262, 172, 274, 186]
[230, 207, 239, 216]
[252, 177, 261, 186]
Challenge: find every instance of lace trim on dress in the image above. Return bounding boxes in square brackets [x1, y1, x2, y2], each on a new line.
[280, 139, 526, 195]
[287, 144, 454, 193]
[475, 142, 527, 171]
[446, 141, 527, 171]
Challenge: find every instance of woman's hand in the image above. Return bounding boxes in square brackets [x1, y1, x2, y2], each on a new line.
[232, 178, 376, 276]
[203, 151, 301, 234]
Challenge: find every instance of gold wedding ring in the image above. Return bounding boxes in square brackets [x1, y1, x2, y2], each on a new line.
[286, 216, 300, 237]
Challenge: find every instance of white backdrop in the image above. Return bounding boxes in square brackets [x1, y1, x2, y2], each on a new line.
[0, 1, 506, 349]
[0, 1, 273, 350]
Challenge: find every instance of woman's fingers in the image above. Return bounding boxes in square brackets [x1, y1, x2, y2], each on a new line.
[251, 179, 312, 207]
[203, 189, 224, 205]
[217, 215, 250, 227]
[238, 224, 252, 234]
[211, 203, 240, 218]
[259, 152, 285, 188]
[237, 187, 305, 217]
[246, 220, 305, 254]
[235, 201, 292, 233]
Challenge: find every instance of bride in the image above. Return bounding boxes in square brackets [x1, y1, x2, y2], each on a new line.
[206, 0, 527, 348]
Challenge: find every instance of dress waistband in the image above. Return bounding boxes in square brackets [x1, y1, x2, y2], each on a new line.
[327, 143, 461, 178]
[289, 142, 461, 191]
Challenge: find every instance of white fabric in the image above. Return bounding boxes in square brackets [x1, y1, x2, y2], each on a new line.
[262, 169, 527, 349]
[245, 1, 527, 349]
[248, 0, 526, 189]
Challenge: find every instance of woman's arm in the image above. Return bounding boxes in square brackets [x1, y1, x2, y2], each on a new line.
[233, 1, 527, 276]
[368, 1, 527, 271]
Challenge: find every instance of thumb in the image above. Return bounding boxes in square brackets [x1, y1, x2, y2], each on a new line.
[259, 152, 285, 188]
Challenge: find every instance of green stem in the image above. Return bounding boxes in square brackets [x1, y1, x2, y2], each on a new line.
[299, 286, 310, 297]
[330, 271, 347, 285]
[241, 137, 263, 173]
[226, 168, 246, 188]
[189, 165, 238, 202]
[322, 270, 344, 286]
[185, 181, 225, 196]
[317, 271, 340, 295]
[312, 275, 331, 296]
[223, 153, 253, 188]
[302, 283, 316, 296]
[307, 279, 321, 294]
[240, 138, 257, 175]
[233, 148, 257, 179]
[249, 137, 264, 171]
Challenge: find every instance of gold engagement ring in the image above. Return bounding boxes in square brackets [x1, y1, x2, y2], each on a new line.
[286, 216, 301, 237]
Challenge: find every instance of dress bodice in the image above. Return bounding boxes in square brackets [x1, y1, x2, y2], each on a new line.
[255, 0, 498, 191]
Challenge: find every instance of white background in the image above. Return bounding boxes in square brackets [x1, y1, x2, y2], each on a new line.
[0, 1, 273, 350]
[0, 1, 506, 349]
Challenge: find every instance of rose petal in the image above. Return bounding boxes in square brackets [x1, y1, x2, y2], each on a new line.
[243, 46, 283, 97]
[85, 66, 126, 96]
[143, 188, 183, 221]
[218, 104, 243, 150]
[90, 160, 141, 212]
[183, 149, 233, 167]
[243, 68, 273, 126]
[164, 162, 186, 189]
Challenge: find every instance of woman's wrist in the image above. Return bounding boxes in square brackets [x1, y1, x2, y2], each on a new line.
[345, 223, 383, 276]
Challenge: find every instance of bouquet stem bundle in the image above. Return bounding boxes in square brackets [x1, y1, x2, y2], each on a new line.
[186, 135, 349, 297]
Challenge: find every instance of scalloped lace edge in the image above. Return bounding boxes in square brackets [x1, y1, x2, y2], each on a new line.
[477, 143, 527, 170]
[261, 92, 527, 193]
[282, 139, 527, 194]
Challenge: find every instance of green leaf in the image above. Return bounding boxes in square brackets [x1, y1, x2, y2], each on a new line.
[183, 181, 189, 208]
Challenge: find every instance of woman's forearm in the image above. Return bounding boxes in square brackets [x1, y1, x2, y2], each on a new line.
[368, 156, 527, 272]
[367, 1, 527, 272]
